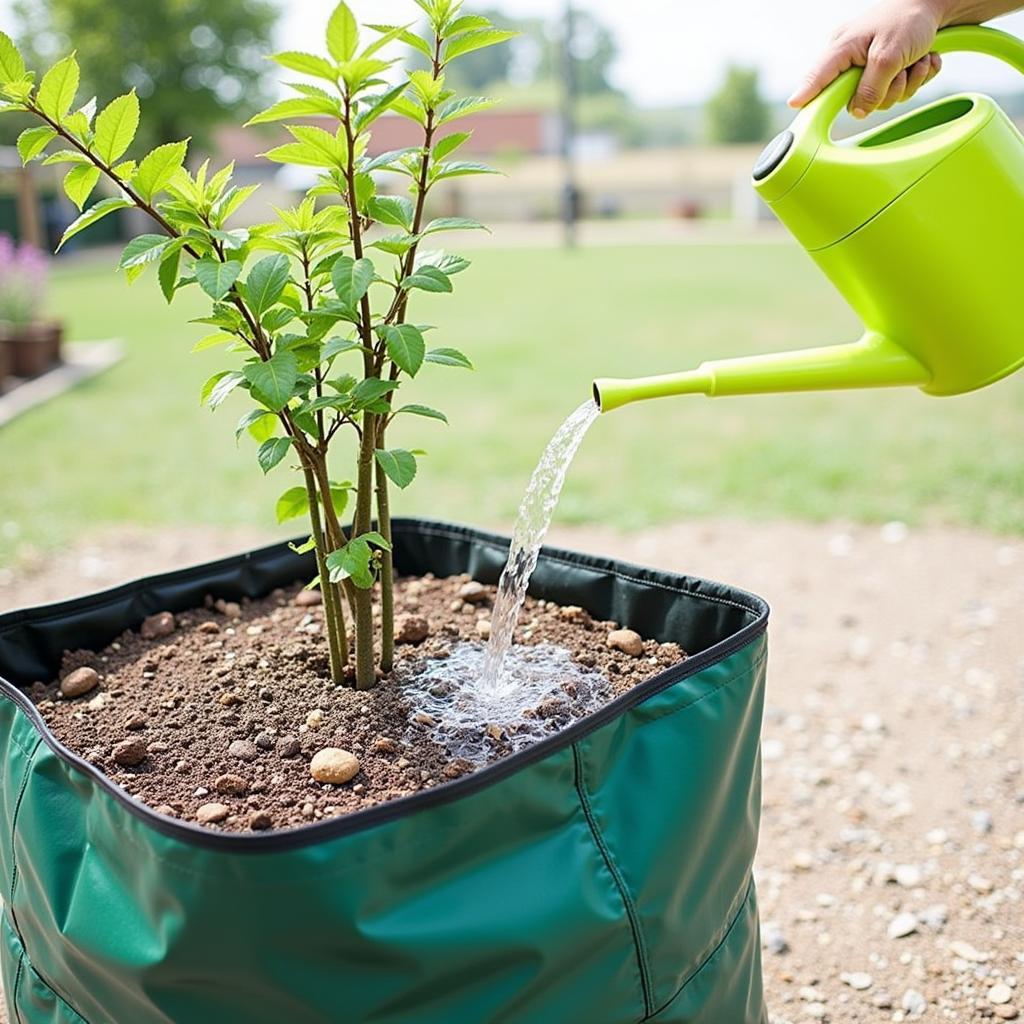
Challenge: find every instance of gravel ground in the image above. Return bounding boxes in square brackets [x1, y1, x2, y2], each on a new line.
[1, 520, 1021, 1023]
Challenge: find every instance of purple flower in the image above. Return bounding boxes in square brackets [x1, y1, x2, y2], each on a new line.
[0, 233, 50, 328]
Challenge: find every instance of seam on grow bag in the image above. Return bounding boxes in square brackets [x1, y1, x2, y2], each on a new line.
[12, 951, 25, 1024]
[8, 736, 41, 907]
[572, 743, 654, 1019]
[650, 876, 756, 1019]
[0, 521, 769, 853]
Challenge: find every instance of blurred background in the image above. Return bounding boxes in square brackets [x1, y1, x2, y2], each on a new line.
[1, 0, 1023, 584]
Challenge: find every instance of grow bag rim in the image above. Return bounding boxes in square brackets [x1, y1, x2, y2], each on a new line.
[0, 518, 769, 854]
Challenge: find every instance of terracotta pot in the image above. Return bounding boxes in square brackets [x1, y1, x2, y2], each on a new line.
[0, 320, 63, 378]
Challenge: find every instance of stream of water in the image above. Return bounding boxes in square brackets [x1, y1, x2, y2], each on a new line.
[480, 398, 601, 693]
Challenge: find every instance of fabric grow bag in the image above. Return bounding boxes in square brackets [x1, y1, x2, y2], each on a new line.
[0, 519, 769, 1024]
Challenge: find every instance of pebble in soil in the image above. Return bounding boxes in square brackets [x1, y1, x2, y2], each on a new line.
[30, 574, 685, 833]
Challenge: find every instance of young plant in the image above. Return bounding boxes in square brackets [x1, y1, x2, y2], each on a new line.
[0, 1, 514, 689]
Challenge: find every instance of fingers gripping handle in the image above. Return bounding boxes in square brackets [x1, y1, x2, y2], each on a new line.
[802, 25, 1024, 144]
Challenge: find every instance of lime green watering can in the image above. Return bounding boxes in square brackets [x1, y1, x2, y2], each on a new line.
[593, 25, 1024, 412]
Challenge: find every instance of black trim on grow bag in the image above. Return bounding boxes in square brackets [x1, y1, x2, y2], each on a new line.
[0, 519, 768, 853]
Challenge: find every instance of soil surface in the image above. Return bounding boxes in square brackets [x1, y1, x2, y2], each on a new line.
[1, 520, 1022, 1023]
[29, 574, 683, 833]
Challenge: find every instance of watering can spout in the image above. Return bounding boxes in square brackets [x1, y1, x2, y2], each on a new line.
[592, 333, 930, 413]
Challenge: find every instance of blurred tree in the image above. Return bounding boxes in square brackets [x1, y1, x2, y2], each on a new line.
[12, 0, 279, 150]
[706, 66, 769, 144]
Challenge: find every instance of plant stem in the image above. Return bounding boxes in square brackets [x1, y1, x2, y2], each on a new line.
[374, 421, 395, 672]
[300, 462, 347, 682]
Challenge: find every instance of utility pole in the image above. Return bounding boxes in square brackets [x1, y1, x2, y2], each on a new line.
[559, 0, 578, 249]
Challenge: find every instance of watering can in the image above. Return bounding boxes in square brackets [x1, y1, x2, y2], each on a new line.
[593, 25, 1024, 412]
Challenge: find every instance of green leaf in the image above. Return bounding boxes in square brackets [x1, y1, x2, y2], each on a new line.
[243, 349, 299, 412]
[258, 436, 292, 474]
[436, 96, 497, 126]
[326, 538, 375, 589]
[58, 196, 131, 250]
[191, 332, 234, 353]
[327, 2, 359, 62]
[17, 126, 54, 164]
[366, 195, 412, 230]
[350, 377, 399, 408]
[200, 369, 245, 408]
[448, 15, 493, 34]
[236, 408, 277, 442]
[361, 146, 420, 173]
[195, 259, 242, 301]
[63, 164, 99, 211]
[93, 91, 139, 164]
[157, 245, 181, 302]
[395, 403, 447, 424]
[41, 149, 90, 166]
[382, 324, 425, 376]
[433, 131, 471, 161]
[433, 160, 498, 182]
[271, 51, 338, 81]
[263, 125, 349, 169]
[366, 24, 432, 59]
[276, 486, 310, 523]
[374, 448, 417, 489]
[118, 233, 171, 269]
[0, 31, 26, 85]
[133, 140, 188, 202]
[369, 233, 419, 256]
[245, 95, 340, 125]
[423, 216, 487, 235]
[330, 255, 374, 307]
[402, 266, 452, 294]
[425, 346, 473, 369]
[322, 336, 361, 360]
[444, 29, 516, 63]
[244, 254, 290, 317]
[417, 250, 471, 276]
[36, 55, 79, 120]
[359, 530, 391, 551]
[355, 82, 408, 131]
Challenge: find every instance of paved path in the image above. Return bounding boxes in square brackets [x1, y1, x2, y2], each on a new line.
[2, 520, 1021, 1022]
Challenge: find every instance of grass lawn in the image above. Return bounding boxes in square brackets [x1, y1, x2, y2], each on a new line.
[2, 237, 1022, 570]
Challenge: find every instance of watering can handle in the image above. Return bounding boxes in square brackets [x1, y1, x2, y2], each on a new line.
[804, 25, 1024, 140]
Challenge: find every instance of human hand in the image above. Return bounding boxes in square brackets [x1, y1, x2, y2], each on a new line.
[788, 0, 945, 117]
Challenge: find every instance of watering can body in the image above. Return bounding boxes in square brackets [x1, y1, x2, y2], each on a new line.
[594, 26, 1024, 411]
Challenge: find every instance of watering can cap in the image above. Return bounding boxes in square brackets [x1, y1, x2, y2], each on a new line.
[752, 25, 1024, 250]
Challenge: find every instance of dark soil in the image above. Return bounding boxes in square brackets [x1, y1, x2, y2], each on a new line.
[29, 574, 686, 832]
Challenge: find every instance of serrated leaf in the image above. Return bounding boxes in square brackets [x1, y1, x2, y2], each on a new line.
[322, 336, 361, 360]
[94, 91, 139, 163]
[395, 403, 447, 424]
[425, 347, 473, 369]
[36, 55, 79, 120]
[381, 324, 425, 376]
[416, 250, 471, 276]
[243, 349, 299, 412]
[423, 216, 487, 235]
[118, 233, 170, 270]
[374, 448, 417, 489]
[327, 2, 359, 62]
[330, 255, 374, 307]
[271, 51, 338, 81]
[436, 96, 497, 126]
[326, 538, 375, 589]
[258, 436, 292, 473]
[200, 369, 245, 408]
[245, 95, 340, 126]
[133, 140, 188, 202]
[41, 149, 90, 166]
[157, 245, 181, 302]
[17, 126, 54, 164]
[351, 377, 399, 408]
[195, 259, 241, 300]
[63, 164, 99, 211]
[402, 266, 452, 294]
[58, 196, 131, 250]
[276, 486, 310, 523]
[444, 29, 516, 63]
[0, 31, 26, 85]
[433, 131, 471, 161]
[236, 408, 277, 442]
[369, 233, 419, 255]
[361, 146, 420, 173]
[191, 332, 234, 353]
[433, 160, 498, 182]
[366, 24, 432, 59]
[448, 15, 493, 34]
[244, 253, 290, 317]
[366, 195, 412, 230]
[355, 81, 408, 131]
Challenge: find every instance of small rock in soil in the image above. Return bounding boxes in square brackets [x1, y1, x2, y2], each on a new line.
[196, 802, 229, 825]
[990, 985, 1013, 1006]
[276, 735, 301, 757]
[310, 748, 360, 784]
[293, 589, 322, 607]
[840, 972, 872, 991]
[214, 773, 249, 796]
[888, 911, 918, 939]
[228, 739, 258, 762]
[458, 580, 489, 604]
[901, 989, 927, 1016]
[395, 614, 430, 645]
[60, 666, 99, 698]
[249, 810, 273, 830]
[123, 713, 147, 731]
[140, 612, 176, 639]
[476, 619, 491, 640]
[112, 738, 147, 767]
[607, 629, 644, 657]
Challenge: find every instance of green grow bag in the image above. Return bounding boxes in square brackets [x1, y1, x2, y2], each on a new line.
[0, 520, 769, 1024]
